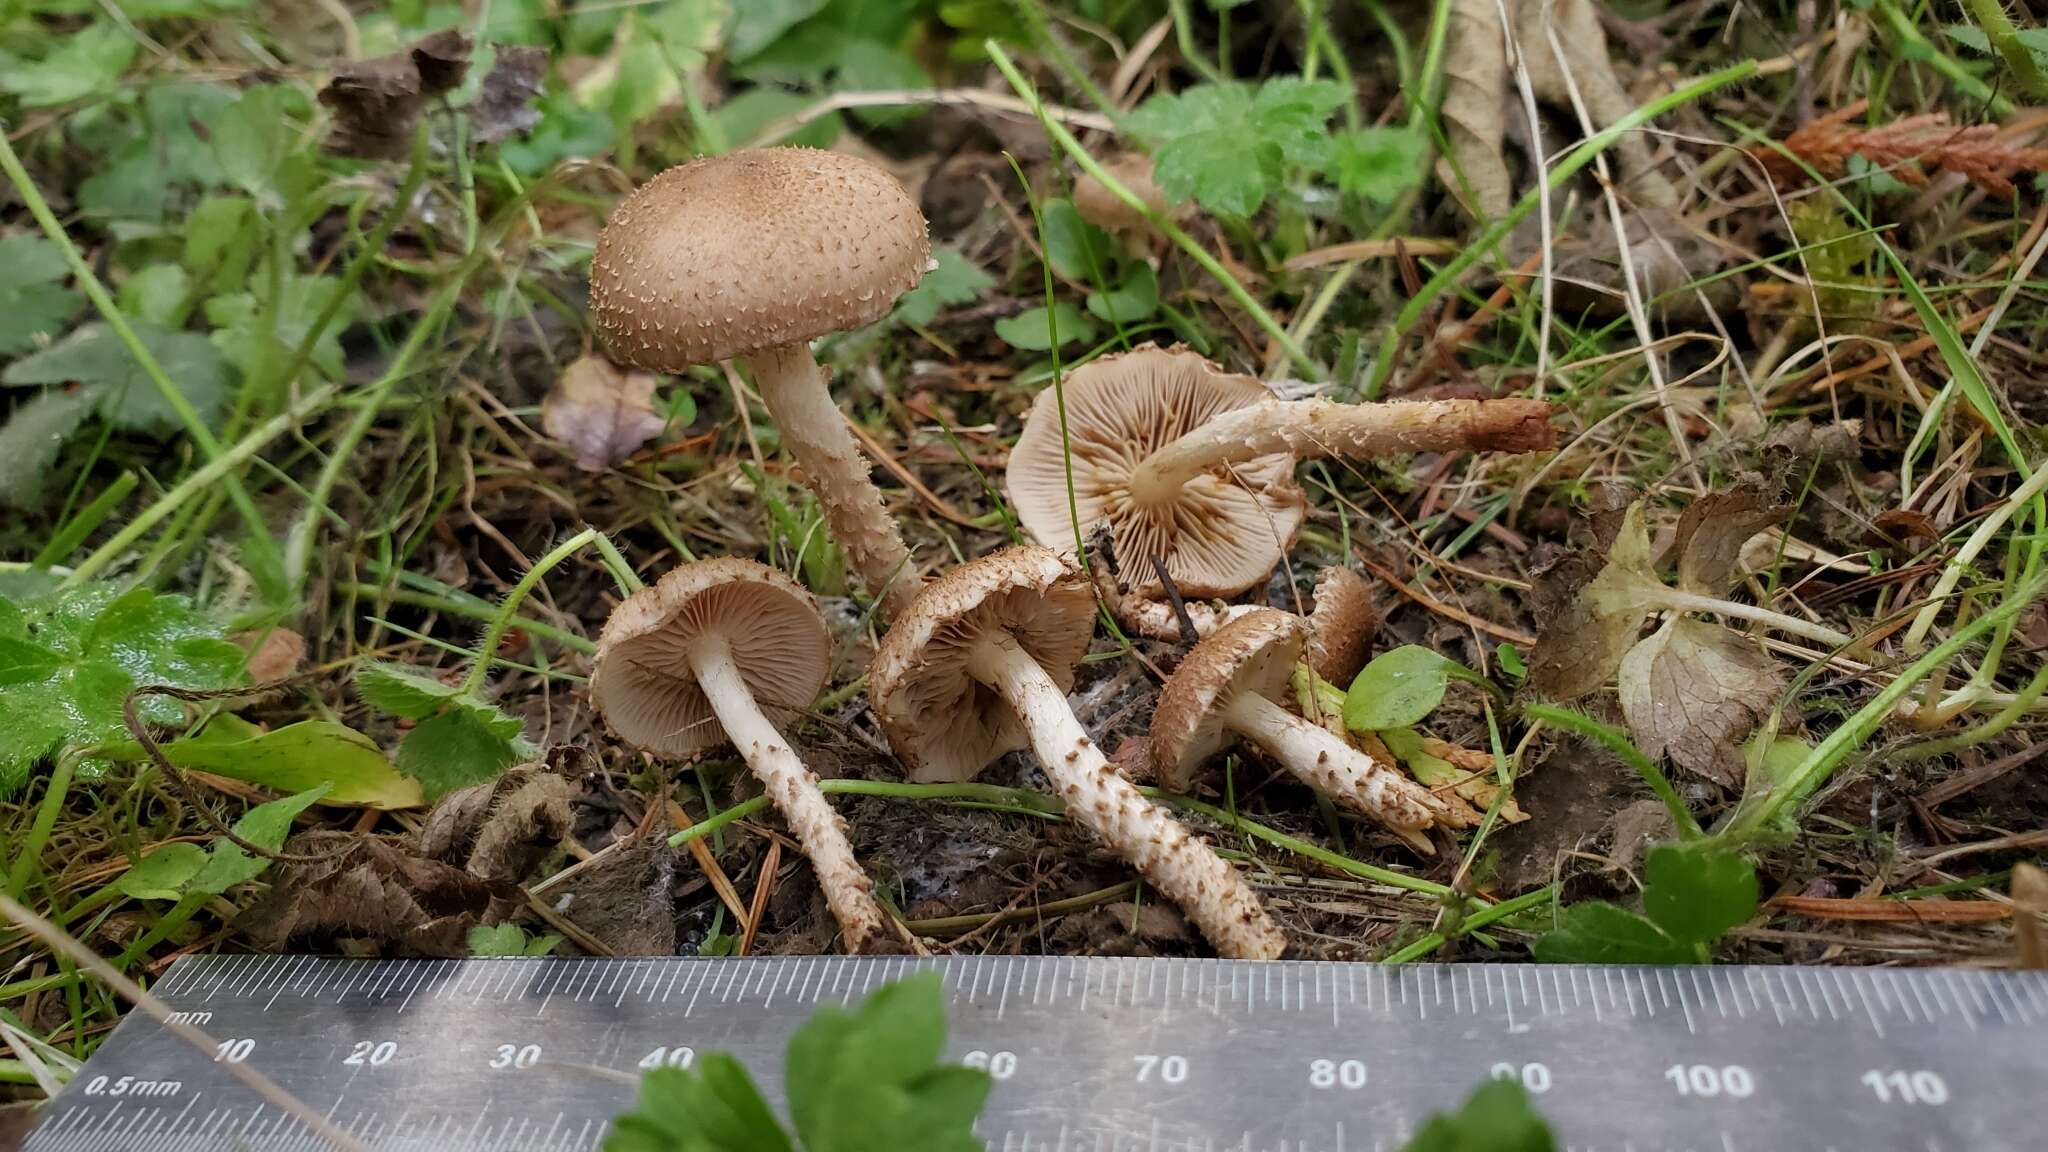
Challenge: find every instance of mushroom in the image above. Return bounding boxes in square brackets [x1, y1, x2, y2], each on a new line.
[1152, 608, 1459, 853]
[590, 148, 932, 621]
[1305, 567, 1378, 685]
[1006, 344, 1555, 604]
[870, 545, 1285, 959]
[591, 558, 903, 953]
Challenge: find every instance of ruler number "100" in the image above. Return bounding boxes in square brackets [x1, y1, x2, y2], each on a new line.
[1664, 1064, 1754, 1098]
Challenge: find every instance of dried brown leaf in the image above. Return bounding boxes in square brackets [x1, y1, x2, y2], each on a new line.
[318, 31, 471, 159]
[1617, 618, 1783, 787]
[547, 837, 675, 955]
[1530, 502, 1662, 698]
[1439, 0, 1511, 219]
[418, 765, 575, 885]
[241, 830, 510, 955]
[541, 355, 666, 472]
[235, 627, 305, 682]
[472, 45, 548, 146]
[1672, 481, 1790, 594]
[2016, 862, 2046, 970]
[1762, 100, 2048, 198]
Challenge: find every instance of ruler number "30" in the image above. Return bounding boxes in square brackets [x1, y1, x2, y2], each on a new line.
[1132, 1054, 1187, 1084]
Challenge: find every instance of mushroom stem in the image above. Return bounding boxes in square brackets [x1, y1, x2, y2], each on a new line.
[746, 342, 920, 621]
[1221, 691, 1440, 854]
[688, 633, 901, 953]
[963, 631, 1286, 959]
[1127, 397, 1556, 505]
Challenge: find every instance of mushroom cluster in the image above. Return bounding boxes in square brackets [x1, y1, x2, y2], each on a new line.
[584, 147, 1558, 959]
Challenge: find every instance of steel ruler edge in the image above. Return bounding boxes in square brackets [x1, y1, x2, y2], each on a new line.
[21, 954, 2048, 1152]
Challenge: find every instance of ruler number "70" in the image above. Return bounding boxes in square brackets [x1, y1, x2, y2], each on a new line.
[1132, 1054, 1188, 1084]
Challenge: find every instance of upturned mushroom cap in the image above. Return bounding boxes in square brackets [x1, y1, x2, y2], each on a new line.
[591, 558, 830, 755]
[870, 545, 1095, 783]
[1006, 344, 1305, 600]
[1306, 567, 1379, 684]
[1072, 152, 1172, 233]
[1151, 609, 1307, 791]
[589, 147, 932, 370]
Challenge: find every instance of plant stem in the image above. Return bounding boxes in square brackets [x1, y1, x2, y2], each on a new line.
[986, 42, 1323, 379]
[0, 134, 280, 579]
[7, 753, 79, 900]
[1367, 60, 1757, 393]
[1655, 588, 1856, 650]
[32, 471, 137, 568]
[1524, 704, 1703, 841]
[340, 582, 595, 653]
[1902, 661, 2048, 760]
[1381, 883, 1557, 963]
[1904, 460, 2048, 650]
[463, 529, 600, 697]
[1719, 574, 2045, 842]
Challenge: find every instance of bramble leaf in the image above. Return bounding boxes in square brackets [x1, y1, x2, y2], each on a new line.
[1403, 1078, 1555, 1152]
[1329, 126, 1426, 205]
[1126, 77, 1347, 216]
[995, 303, 1096, 351]
[1531, 901, 1694, 965]
[395, 702, 531, 799]
[1642, 842, 1758, 946]
[0, 235, 81, 358]
[3, 321, 228, 434]
[892, 247, 993, 327]
[356, 662, 465, 720]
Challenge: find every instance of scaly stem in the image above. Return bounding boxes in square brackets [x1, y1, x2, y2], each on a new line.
[1127, 397, 1555, 504]
[966, 632, 1285, 959]
[1223, 692, 1440, 846]
[690, 634, 898, 952]
[746, 343, 920, 622]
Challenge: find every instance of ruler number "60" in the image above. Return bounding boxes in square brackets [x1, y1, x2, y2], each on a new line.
[1133, 1054, 1187, 1084]
[962, 1050, 1017, 1080]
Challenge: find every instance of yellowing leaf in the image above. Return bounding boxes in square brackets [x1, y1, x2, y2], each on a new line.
[1617, 618, 1782, 788]
[158, 717, 423, 809]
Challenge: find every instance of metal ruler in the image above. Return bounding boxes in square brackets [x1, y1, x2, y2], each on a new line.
[22, 955, 2047, 1151]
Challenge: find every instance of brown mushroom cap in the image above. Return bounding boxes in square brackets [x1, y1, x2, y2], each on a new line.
[1072, 152, 1171, 233]
[591, 558, 830, 755]
[589, 147, 932, 370]
[1306, 567, 1379, 684]
[1006, 344, 1305, 600]
[870, 545, 1095, 783]
[1151, 608, 1307, 790]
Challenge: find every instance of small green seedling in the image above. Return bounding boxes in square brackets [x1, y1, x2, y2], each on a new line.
[607, 972, 990, 1152]
[355, 663, 535, 799]
[1124, 77, 1349, 217]
[1535, 841, 1759, 965]
[1402, 1078, 1555, 1152]
[468, 923, 561, 957]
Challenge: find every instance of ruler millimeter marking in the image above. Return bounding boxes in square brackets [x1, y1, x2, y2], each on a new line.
[25, 955, 2048, 1151]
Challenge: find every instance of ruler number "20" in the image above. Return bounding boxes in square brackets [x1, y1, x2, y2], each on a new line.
[1133, 1054, 1187, 1084]
[343, 1041, 395, 1067]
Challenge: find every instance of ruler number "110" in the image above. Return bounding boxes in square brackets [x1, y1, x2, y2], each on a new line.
[1863, 1070, 1949, 1105]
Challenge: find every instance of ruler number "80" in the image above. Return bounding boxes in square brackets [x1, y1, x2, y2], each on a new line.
[1308, 1060, 1367, 1089]
[1133, 1054, 1187, 1084]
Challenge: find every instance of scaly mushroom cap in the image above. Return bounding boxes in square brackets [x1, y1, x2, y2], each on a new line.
[870, 545, 1095, 783]
[1306, 567, 1378, 684]
[1072, 152, 1171, 233]
[1006, 345, 1306, 600]
[589, 147, 932, 370]
[591, 558, 830, 755]
[1151, 609, 1307, 791]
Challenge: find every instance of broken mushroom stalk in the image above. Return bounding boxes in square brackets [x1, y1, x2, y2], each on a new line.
[1153, 609, 1465, 854]
[590, 147, 933, 622]
[1007, 346, 1556, 608]
[591, 559, 905, 954]
[871, 546, 1286, 959]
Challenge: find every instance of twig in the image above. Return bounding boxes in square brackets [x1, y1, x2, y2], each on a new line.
[123, 682, 329, 863]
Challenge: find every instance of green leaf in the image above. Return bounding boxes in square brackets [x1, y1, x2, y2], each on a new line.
[79, 85, 237, 223]
[1127, 77, 1347, 216]
[835, 40, 932, 127]
[1329, 126, 1426, 205]
[144, 716, 424, 809]
[1040, 199, 1116, 282]
[1533, 902, 1695, 964]
[994, 303, 1097, 351]
[396, 703, 528, 798]
[1642, 842, 1757, 946]
[0, 387, 97, 509]
[0, 634, 64, 685]
[606, 1057, 795, 1152]
[189, 785, 329, 894]
[1496, 643, 1527, 679]
[1, 24, 137, 107]
[728, 0, 830, 60]
[115, 844, 212, 902]
[892, 247, 993, 327]
[205, 275, 355, 384]
[184, 196, 259, 287]
[212, 86, 301, 204]
[787, 972, 991, 1152]
[119, 265, 191, 327]
[1403, 1078, 1556, 1152]
[3, 322, 228, 433]
[702, 87, 841, 150]
[468, 923, 559, 957]
[356, 662, 465, 720]
[1086, 263, 1159, 325]
[0, 235, 82, 357]
[1344, 645, 1456, 731]
[500, 91, 615, 175]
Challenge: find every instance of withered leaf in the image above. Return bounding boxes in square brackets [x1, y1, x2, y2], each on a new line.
[234, 626, 305, 682]
[1866, 507, 1939, 556]
[541, 355, 666, 471]
[1617, 617, 1783, 787]
[318, 31, 471, 159]
[1530, 502, 1662, 699]
[472, 45, 548, 145]
[1671, 481, 1789, 594]
[417, 764, 574, 886]
[240, 830, 511, 956]
[548, 836, 675, 955]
